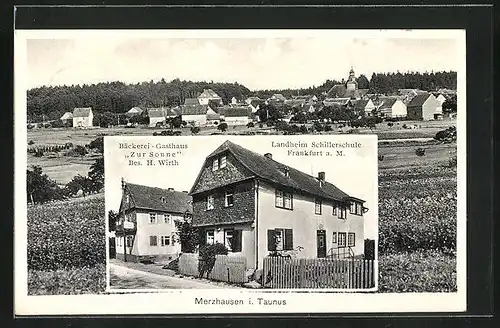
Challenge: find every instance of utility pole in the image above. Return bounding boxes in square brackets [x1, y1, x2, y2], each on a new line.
[121, 178, 127, 262]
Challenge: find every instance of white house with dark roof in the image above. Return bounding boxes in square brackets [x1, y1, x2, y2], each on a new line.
[179, 104, 211, 126]
[60, 112, 73, 124]
[223, 106, 253, 125]
[378, 98, 407, 118]
[406, 93, 441, 120]
[198, 89, 223, 106]
[189, 140, 367, 269]
[148, 108, 166, 127]
[72, 107, 93, 128]
[115, 182, 193, 263]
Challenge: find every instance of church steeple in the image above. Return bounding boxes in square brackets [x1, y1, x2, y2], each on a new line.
[346, 66, 358, 91]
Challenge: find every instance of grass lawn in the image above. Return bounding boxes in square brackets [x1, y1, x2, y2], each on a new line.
[28, 264, 106, 295]
[378, 251, 457, 293]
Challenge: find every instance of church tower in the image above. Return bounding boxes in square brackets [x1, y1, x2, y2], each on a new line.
[346, 66, 358, 91]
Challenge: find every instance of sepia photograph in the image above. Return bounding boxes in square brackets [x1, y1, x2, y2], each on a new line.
[104, 135, 377, 291]
[15, 28, 466, 314]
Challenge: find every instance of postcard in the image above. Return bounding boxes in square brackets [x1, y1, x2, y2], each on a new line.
[15, 28, 466, 315]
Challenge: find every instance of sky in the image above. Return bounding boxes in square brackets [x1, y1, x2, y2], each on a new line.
[104, 135, 378, 239]
[25, 30, 462, 90]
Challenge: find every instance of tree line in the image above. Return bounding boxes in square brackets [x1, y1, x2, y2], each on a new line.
[27, 71, 456, 122]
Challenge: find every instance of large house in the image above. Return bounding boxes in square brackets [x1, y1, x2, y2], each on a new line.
[60, 112, 73, 125]
[148, 107, 179, 127]
[115, 182, 193, 263]
[189, 141, 367, 270]
[72, 107, 93, 128]
[377, 98, 407, 118]
[406, 93, 442, 120]
[223, 106, 253, 125]
[179, 104, 211, 126]
[198, 89, 223, 106]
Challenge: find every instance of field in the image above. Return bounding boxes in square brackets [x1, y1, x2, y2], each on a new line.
[27, 194, 106, 295]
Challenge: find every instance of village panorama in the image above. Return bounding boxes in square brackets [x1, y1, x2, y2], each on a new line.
[27, 67, 458, 293]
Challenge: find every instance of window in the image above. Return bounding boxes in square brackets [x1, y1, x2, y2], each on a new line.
[149, 213, 157, 224]
[350, 202, 355, 213]
[206, 230, 215, 245]
[212, 158, 219, 171]
[149, 235, 158, 246]
[339, 207, 347, 219]
[161, 235, 170, 246]
[348, 233, 355, 247]
[126, 235, 133, 247]
[206, 195, 214, 210]
[171, 233, 176, 245]
[157, 213, 163, 223]
[355, 203, 363, 216]
[160, 197, 166, 203]
[315, 199, 322, 215]
[267, 228, 293, 251]
[224, 229, 242, 252]
[225, 190, 234, 207]
[275, 190, 293, 210]
[220, 155, 227, 169]
[332, 204, 337, 216]
[332, 232, 337, 244]
[164, 214, 172, 224]
[338, 232, 346, 247]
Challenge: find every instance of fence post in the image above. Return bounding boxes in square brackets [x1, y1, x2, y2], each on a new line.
[299, 258, 305, 288]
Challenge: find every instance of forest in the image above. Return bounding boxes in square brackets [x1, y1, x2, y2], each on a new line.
[27, 71, 457, 122]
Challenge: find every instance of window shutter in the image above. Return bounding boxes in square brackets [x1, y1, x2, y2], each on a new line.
[232, 230, 242, 252]
[284, 229, 293, 250]
[267, 229, 276, 251]
[199, 230, 206, 245]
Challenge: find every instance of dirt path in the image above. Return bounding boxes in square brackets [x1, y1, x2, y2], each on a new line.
[109, 263, 242, 290]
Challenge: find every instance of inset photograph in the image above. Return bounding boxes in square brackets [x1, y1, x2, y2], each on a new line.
[104, 135, 377, 291]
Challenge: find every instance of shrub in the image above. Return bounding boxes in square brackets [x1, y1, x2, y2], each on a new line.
[88, 137, 104, 153]
[28, 140, 35, 145]
[448, 156, 457, 167]
[387, 122, 394, 127]
[247, 122, 254, 128]
[27, 195, 106, 271]
[198, 243, 228, 278]
[402, 124, 407, 129]
[27, 165, 65, 204]
[378, 154, 385, 161]
[415, 148, 426, 156]
[217, 122, 228, 132]
[190, 126, 200, 135]
[259, 123, 264, 128]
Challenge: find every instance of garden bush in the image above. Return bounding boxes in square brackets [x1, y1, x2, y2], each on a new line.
[198, 243, 228, 278]
[415, 148, 426, 156]
[27, 195, 106, 271]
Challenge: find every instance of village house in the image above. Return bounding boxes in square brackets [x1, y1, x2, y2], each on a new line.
[377, 98, 407, 118]
[179, 104, 211, 126]
[222, 106, 253, 125]
[148, 109, 166, 127]
[115, 182, 193, 263]
[353, 99, 376, 117]
[406, 93, 442, 120]
[72, 107, 93, 128]
[433, 93, 447, 113]
[189, 140, 367, 270]
[184, 98, 201, 106]
[126, 106, 143, 117]
[60, 112, 73, 125]
[248, 99, 265, 113]
[198, 89, 223, 106]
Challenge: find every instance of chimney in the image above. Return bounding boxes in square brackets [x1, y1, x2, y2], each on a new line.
[264, 153, 272, 159]
[168, 188, 174, 191]
[318, 172, 325, 182]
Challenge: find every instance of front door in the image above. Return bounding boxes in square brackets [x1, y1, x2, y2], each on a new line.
[316, 230, 326, 258]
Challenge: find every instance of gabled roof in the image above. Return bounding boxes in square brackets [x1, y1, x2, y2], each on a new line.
[190, 140, 359, 203]
[354, 99, 374, 110]
[407, 93, 433, 107]
[184, 98, 200, 106]
[224, 106, 252, 118]
[198, 89, 221, 99]
[60, 112, 73, 120]
[148, 109, 166, 118]
[73, 107, 92, 117]
[323, 98, 350, 106]
[179, 104, 209, 115]
[122, 183, 192, 214]
[379, 98, 398, 109]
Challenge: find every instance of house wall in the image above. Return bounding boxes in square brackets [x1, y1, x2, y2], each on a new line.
[149, 117, 166, 127]
[422, 96, 440, 120]
[255, 181, 364, 270]
[73, 116, 92, 128]
[198, 222, 255, 268]
[137, 210, 182, 258]
[225, 116, 251, 126]
[183, 114, 207, 126]
[392, 100, 407, 117]
[192, 180, 256, 226]
[406, 106, 423, 120]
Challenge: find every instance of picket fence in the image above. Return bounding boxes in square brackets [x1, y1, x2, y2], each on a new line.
[178, 253, 248, 284]
[262, 257, 376, 289]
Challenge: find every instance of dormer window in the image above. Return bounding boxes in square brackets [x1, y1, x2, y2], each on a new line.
[160, 197, 166, 203]
[125, 194, 130, 204]
[212, 155, 227, 171]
